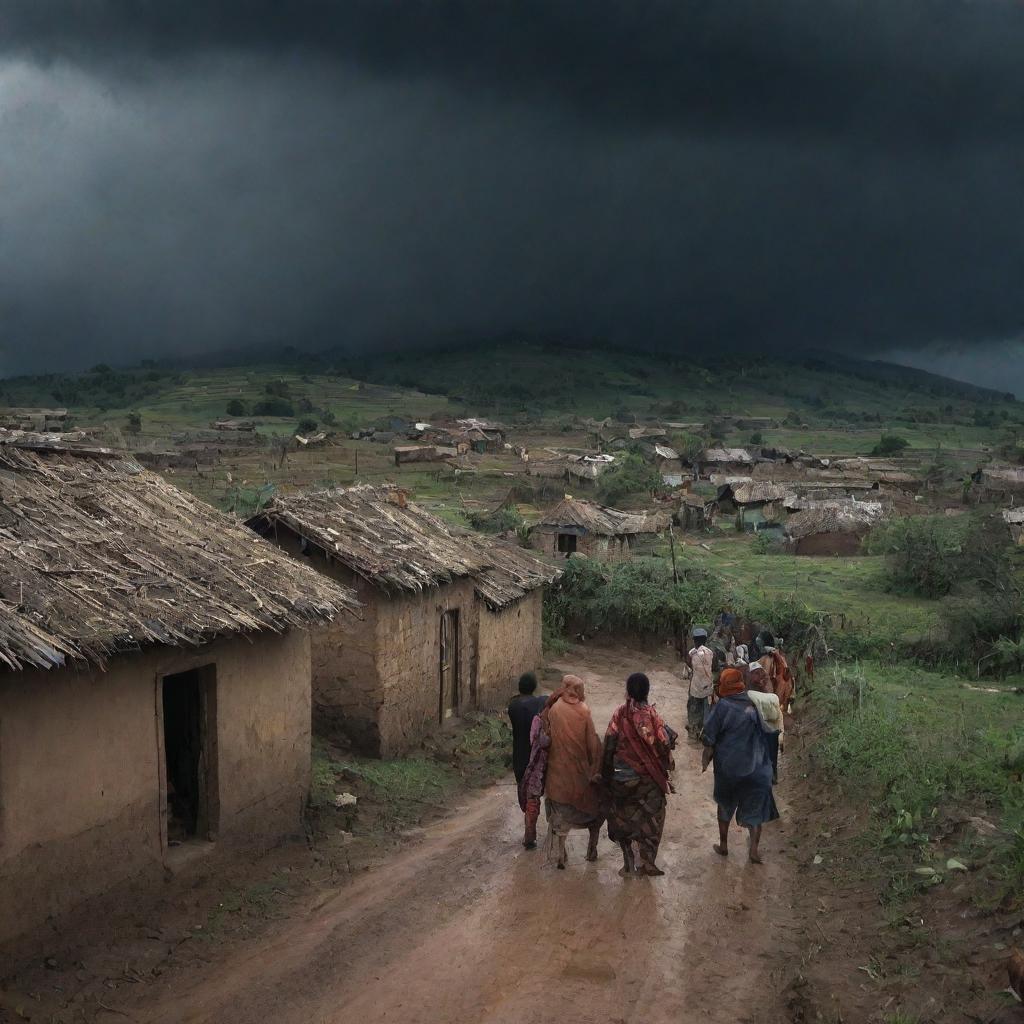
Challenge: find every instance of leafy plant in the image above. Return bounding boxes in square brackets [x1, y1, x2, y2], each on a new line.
[596, 453, 664, 505]
[870, 433, 910, 456]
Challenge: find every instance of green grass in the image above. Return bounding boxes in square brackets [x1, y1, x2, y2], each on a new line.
[673, 533, 942, 647]
[814, 660, 1024, 899]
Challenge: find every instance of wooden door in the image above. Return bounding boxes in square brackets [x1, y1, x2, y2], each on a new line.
[439, 609, 459, 721]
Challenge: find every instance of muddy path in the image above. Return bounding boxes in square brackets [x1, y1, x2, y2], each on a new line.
[119, 646, 799, 1024]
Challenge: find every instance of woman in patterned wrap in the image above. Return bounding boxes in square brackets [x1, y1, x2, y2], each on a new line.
[602, 673, 675, 877]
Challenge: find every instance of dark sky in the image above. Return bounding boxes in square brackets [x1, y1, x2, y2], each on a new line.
[1, 1, 1023, 388]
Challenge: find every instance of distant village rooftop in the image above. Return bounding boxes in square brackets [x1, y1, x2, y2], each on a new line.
[0, 439, 357, 672]
[537, 496, 670, 537]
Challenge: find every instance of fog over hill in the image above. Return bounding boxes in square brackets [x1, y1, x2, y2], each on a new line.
[1, 1, 1023, 384]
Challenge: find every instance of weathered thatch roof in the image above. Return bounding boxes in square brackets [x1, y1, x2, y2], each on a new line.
[249, 485, 559, 609]
[0, 442, 359, 673]
[718, 481, 790, 505]
[536, 497, 670, 536]
[703, 447, 755, 465]
[784, 501, 887, 540]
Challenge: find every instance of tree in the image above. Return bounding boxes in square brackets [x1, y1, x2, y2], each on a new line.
[870, 434, 909, 456]
[296, 416, 318, 433]
[226, 398, 247, 416]
[125, 411, 142, 435]
[749, 431, 763, 445]
[252, 397, 295, 416]
[596, 454, 663, 506]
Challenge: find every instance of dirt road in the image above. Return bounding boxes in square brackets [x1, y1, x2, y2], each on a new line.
[138, 648, 799, 1024]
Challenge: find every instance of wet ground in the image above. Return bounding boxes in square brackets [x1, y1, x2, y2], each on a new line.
[130, 646, 800, 1024]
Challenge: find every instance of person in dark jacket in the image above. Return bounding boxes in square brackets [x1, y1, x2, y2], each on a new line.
[507, 673, 547, 848]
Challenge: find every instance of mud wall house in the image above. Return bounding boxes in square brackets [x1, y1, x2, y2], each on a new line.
[699, 447, 756, 479]
[0, 440, 358, 947]
[247, 486, 558, 757]
[530, 496, 670, 561]
[1003, 508, 1024, 545]
[715, 481, 791, 530]
[971, 466, 1024, 505]
[783, 501, 887, 556]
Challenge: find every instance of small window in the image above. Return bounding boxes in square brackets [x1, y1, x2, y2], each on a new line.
[557, 532, 577, 554]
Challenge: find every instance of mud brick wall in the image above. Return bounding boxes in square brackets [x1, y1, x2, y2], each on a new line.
[530, 528, 632, 561]
[0, 630, 312, 946]
[475, 590, 543, 711]
[374, 578, 477, 757]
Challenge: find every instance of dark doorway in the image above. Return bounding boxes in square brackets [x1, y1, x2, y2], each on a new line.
[439, 610, 460, 722]
[556, 532, 578, 555]
[162, 666, 217, 845]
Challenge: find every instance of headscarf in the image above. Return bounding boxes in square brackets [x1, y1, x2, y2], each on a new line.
[541, 673, 585, 729]
[718, 667, 746, 697]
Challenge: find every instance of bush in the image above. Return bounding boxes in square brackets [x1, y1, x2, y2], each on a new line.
[226, 398, 247, 416]
[251, 397, 295, 416]
[545, 558, 724, 638]
[264, 379, 291, 398]
[596, 454, 664, 506]
[125, 411, 141, 435]
[670, 431, 705, 463]
[871, 434, 910, 456]
[867, 514, 1014, 600]
[749, 431, 763, 445]
[296, 416, 319, 433]
[467, 505, 526, 535]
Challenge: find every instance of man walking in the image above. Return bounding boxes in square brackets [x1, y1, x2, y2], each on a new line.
[507, 672, 547, 848]
[686, 628, 715, 741]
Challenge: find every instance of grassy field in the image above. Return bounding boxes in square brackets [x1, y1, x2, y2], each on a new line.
[671, 532, 943, 645]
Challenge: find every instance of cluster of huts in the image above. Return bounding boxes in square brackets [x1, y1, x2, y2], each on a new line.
[0, 433, 554, 947]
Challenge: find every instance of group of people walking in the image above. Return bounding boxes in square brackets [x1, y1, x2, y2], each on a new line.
[507, 635, 786, 874]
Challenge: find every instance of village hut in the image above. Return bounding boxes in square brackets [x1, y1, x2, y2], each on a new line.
[0, 438, 357, 946]
[715, 481, 790, 529]
[699, 447, 756, 478]
[0, 407, 69, 432]
[783, 501, 887, 556]
[971, 465, 1024, 505]
[530, 496, 670, 560]
[247, 486, 559, 757]
[1003, 508, 1024, 545]
[678, 492, 713, 532]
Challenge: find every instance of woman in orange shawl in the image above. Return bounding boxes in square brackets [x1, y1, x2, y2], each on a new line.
[542, 674, 604, 869]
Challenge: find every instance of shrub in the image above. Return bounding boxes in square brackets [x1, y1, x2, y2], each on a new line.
[670, 431, 705, 463]
[467, 505, 525, 535]
[871, 434, 910, 456]
[125, 411, 141, 435]
[296, 416, 319, 433]
[596, 454, 664, 506]
[867, 514, 1014, 600]
[545, 558, 724, 638]
[748, 431, 763, 445]
[226, 398, 247, 416]
[264, 379, 291, 398]
[251, 397, 295, 416]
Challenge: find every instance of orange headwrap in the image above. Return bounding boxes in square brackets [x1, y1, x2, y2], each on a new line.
[718, 668, 745, 697]
[541, 673, 586, 727]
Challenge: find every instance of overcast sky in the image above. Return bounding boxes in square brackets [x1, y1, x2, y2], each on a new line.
[1, 1, 1023, 390]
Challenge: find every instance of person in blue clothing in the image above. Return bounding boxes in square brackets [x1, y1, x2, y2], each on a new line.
[701, 667, 780, 864]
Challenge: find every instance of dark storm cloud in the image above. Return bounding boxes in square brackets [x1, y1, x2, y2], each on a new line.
[1, 1, 1023, 378]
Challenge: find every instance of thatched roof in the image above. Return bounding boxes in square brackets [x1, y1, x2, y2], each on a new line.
[703, 447, 755, 465]
[0, 442, 359, 673]
[536, 496, 670, 536]
[249, 485, 559, 609]
[718, 481, 790, 505]
[784, 501, 887, 540]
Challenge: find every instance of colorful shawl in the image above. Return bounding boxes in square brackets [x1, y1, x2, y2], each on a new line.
[605, 699, 673, 794]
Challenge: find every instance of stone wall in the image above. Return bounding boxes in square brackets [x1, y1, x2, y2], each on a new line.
[0, 630, 311, 946]
[475, 590, 544, 711]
